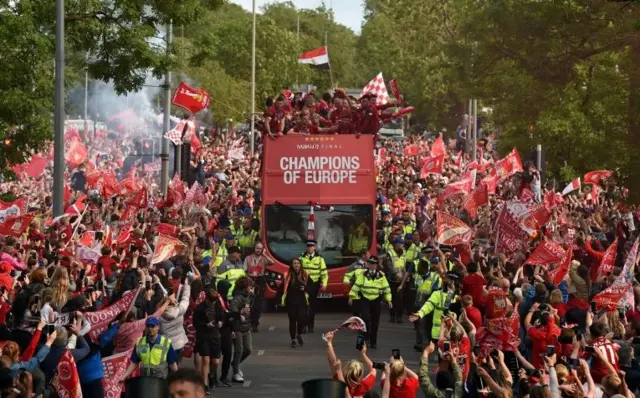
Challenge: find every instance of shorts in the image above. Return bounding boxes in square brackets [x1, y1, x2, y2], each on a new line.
[196, 336, 221, 359]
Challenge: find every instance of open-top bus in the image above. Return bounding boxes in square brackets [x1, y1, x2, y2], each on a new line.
[261, 134, 377, 300]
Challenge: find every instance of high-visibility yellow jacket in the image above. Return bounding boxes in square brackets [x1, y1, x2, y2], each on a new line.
[299, 253, 328, 288]
[349, 270, 392, 302]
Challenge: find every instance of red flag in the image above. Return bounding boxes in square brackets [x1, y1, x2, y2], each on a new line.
[420, 154, 445, 178]
[65, 139, 88, 168]
[101, 350, 132, 397]
[430, 135, 446, 158]
[584, 170, 612, 185]
[495, 206, 528, 254]
[83, 288, 141, 341]
[597, 239, 618, 278]
[151, 234, 187, 264]
[481, 174, 498, 195]
[11, 155, 49, 178]
[463, 183, 489, 218]
[388, 79, 403, 104]
[436, 211, 473, 246]
[437, 177, 473, 205]
[157, 223, 178, 237]
[116, 223, 134, 247]
[54, 350, 83, 398]
[495, 148, 523, 180]
[0, 197, 28, 223]
[79, 231, 95, 247]
[126, 188, 148, 209]
[172, 82, 211, 114]
[65, 195, 87, 216]
[403, 144, 420, 157]
[0, 213, 34, 237]
[544, 190, 562, 210]
[548, 247, 573, 286]
[519, 188, 535, 202]
[524, 239, 566, 266]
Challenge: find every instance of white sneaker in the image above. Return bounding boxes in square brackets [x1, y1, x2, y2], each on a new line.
[232, 373, 244, 383]
[238, 369, 244, 378]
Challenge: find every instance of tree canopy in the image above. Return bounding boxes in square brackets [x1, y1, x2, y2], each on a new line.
[4, 0, 640, 200]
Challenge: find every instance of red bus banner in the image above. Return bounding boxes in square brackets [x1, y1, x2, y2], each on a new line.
[262, 135, 376, 205]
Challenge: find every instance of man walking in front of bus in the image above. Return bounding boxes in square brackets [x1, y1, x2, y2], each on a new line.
[299, 240, 327, 333]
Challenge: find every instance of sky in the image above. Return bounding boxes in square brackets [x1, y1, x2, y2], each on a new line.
[230, 0, 364, 33]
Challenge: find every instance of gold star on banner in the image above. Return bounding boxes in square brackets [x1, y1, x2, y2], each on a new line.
[305, 137, 310, 141]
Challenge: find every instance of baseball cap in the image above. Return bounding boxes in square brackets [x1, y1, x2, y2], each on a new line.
[145, 317, 160, 327]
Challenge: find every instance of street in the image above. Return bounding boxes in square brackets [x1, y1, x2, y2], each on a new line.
[187, 307, 424, 397]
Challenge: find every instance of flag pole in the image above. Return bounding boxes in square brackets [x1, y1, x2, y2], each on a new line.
[296, 12, 300, 87]
[250, 0, 256, 158]
[325, 31, 334, 88]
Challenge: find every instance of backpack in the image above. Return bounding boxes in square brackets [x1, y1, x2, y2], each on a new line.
[10, 283, 44, 328]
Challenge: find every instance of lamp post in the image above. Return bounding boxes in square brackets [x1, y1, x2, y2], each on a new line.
[52, 0, 65, 216]
[250, 0, 256, 157]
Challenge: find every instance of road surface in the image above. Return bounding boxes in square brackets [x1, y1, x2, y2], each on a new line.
[186, 309, 424, 397]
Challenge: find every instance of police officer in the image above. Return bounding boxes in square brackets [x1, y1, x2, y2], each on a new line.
[384, 237, 409, 323]
[343, 250, 370, 287]
[213, 233, 235, 270]
[299, 240, 327, 333]
[236, 218, 259, 258]
[217, 246, 246, 299]
[408, 247, 442, 350]
[348, 256, 392, 349]
[404, 233, 422, 264]
[120, 316, 179, 381]
[409, 272, 461, 344]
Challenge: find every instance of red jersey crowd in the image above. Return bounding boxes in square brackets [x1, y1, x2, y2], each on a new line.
[0, 85, 637, 398]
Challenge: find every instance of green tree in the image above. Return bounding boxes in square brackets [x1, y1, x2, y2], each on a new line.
[0, 0, 223, 172]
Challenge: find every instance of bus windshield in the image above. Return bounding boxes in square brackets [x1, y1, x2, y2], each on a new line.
[264, 204, 374, 268]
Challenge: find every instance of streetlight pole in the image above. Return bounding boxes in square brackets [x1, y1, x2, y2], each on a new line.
[472, 99, 477, 162]
[160, 21, 173, 196]
[83, 69, 88, 136]
[52, 0, 65, 217]
[250, 0, 256, 158]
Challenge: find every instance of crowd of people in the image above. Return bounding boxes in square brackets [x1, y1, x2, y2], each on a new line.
[0, 84, 637, 398]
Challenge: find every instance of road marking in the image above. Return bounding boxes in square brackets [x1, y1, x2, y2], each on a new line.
[257, 350, 265, 356]
[268, 326, 275, 331]
[243, 380, 252, 388]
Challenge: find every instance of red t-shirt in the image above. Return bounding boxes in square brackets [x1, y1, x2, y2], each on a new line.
[462, 273, 486, 307]
[590, 337, 619, 384]
[97, 256, 118, 279]
[334, 370, 376, 397]
[265, 106, 286, 133]
[485, 288, 508, 319]
[464, 306, 483, 330]
[528, 322, 561, 369]
[439, 336, 472, 380]
[379, 377, 420, 398]
[552, 303, 567, 319]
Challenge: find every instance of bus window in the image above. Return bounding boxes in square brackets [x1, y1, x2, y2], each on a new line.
[264, 204, 374, 268]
